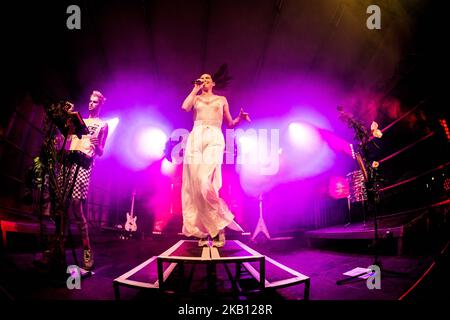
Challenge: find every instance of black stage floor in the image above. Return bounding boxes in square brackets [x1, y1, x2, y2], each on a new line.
[0, 229, 448, 301]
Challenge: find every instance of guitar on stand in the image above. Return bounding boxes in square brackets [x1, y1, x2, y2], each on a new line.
[251, 193, 271, 242]
[122, 189, 137, 239]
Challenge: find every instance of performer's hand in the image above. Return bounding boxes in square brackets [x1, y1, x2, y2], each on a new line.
[192, 81, 204, 94]
[90, 137, 99, 146]
[239, 108, 251, 122]
[64, 102, 76, 114]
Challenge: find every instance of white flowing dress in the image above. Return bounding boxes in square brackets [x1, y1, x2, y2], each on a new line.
[181, 99, 242, 238]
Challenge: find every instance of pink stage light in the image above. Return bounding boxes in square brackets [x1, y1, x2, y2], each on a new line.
[288, 122, 321, 152]
[161, 158, 176, 176]
[105, 117, 120, 136]
[329, 176, 350, 199]
[136, 127, 167, 160]
[100, 117, 120, 157]
[238, 135, 258, 154]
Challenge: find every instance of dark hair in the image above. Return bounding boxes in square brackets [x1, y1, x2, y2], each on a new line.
[211, 64, 233, 90]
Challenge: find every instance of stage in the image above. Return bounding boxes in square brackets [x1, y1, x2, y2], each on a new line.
[305, 220, 413, 256]
[113, 239, 310, 300]
[1, 228, 448, 301]
[305, 208, 447, 255]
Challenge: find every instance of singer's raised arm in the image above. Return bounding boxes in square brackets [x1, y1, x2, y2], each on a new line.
[181, 89, 199, 112]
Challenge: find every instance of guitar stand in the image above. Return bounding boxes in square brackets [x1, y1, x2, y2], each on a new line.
[251, 194, 271, 242]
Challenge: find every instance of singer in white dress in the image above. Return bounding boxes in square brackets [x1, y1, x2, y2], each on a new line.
[181, 73, 251, 247]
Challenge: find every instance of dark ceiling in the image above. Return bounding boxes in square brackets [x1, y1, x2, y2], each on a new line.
[2, 0, 446, 130]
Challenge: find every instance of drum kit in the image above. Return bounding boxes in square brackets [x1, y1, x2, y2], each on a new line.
[346, 169, 368, 204]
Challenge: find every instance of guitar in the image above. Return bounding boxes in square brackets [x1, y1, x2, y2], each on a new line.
[124, 190, 137, 232]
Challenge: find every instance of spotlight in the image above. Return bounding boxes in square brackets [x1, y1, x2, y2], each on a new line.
[105, 117, 120, 136]
[161, 158, 176, 176]
[288, 122, 321, 151]
[137, 127, 167, 160]
[238, 135, 258, 154]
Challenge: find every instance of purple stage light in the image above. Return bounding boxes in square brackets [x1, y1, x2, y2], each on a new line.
[288, 122, 321, 152]
[105, 117, 120, 136]
[112, 106, 172, 170]
[136, 127, 167, 160]
[279, 120, 336, 181]
[238, 135, 258, 155]
[101, 117, 120, 157]
[161, 158, 176, 176]
[329, 176, 350, 199]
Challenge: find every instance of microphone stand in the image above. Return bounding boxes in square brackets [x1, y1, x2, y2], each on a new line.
[336, 110, 406, 286]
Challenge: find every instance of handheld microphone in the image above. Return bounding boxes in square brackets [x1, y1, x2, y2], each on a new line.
[193, 79, 204, 85]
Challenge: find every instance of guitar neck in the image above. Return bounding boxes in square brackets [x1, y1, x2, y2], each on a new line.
[130, 191, 136, 217]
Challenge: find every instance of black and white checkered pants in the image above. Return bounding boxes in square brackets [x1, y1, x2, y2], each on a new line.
[58, 164, 92, 200]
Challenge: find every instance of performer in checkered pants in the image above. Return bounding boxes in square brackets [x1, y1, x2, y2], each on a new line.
[65, 90, 109, 270]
